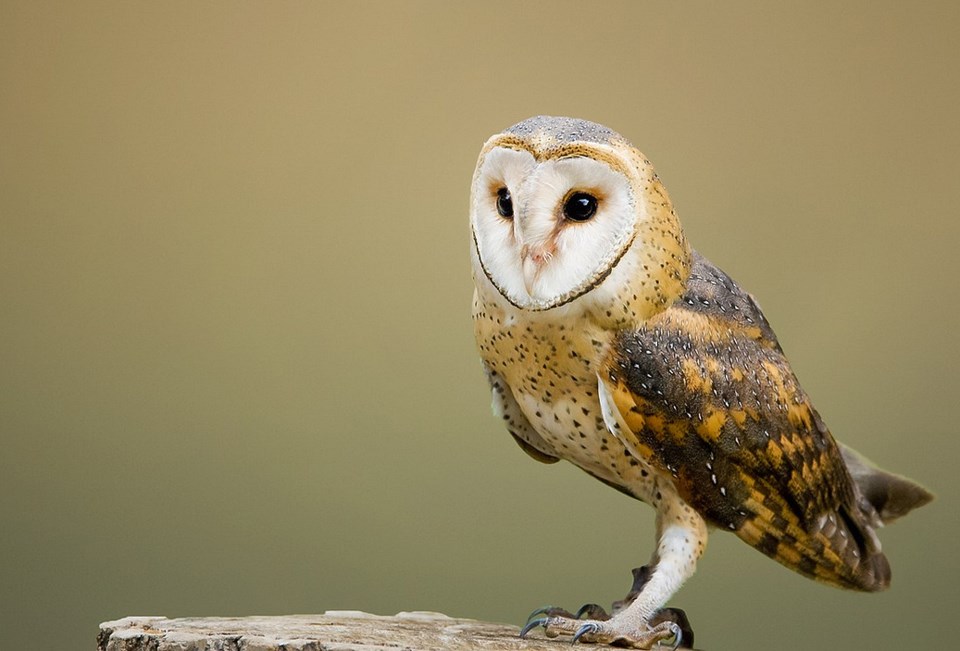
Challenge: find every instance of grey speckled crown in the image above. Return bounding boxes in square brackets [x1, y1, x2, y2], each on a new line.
[505, 115, 624, 146]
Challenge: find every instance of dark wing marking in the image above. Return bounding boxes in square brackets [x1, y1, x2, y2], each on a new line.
[602, 251, 890, 591]
[483, 363, 559, 464]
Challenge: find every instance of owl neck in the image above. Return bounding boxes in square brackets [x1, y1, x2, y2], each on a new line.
[580, 229, 692, 331]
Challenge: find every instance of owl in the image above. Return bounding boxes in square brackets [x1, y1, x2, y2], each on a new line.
[470, 116, 933, 648]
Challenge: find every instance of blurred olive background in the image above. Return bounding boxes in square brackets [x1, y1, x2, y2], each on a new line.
[2, 2, 958, 650]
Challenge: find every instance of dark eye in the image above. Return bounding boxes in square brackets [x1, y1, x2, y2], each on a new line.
[563, 192, 598, 222]
[496, 187, 513, 218]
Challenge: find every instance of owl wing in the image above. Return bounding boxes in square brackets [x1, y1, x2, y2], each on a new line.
[598, 251, 890, 591]
[483, 362, 559, 464]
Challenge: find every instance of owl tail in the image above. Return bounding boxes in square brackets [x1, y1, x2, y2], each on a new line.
[823, 442, 934, 592]
[839, 443, 935, 525]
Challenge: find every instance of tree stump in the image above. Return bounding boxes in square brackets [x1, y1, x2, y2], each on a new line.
[98, 611, 578, 651]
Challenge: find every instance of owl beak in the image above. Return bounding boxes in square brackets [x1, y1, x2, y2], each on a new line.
[520, 245, 553, 296]
[522, 256, 539, 295]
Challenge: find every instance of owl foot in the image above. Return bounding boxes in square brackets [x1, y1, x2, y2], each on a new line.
[617, 567, 695, 647]
[520, 615, 682, 649]
[519, 566, 694, 648]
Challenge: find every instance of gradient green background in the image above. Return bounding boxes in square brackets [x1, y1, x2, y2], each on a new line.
[2, 2, 957, 650]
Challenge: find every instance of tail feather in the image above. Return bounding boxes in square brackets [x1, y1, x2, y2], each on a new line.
[839, 443, 934, 524]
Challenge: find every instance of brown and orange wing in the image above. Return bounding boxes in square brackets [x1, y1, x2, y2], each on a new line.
[602, 252, 889, 591]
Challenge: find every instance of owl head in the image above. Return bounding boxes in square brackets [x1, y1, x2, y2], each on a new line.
[470, 116, 691, 323]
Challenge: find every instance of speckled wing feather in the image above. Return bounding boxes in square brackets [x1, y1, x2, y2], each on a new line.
[601, 252, 890, 591]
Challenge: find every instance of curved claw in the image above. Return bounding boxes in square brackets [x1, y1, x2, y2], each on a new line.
[664, 622, 683, 650]
[574, 603, 608, 620]
[519, 617, 549, 639]
[525, 607, 554, 623]
[572, 622, 600, 644]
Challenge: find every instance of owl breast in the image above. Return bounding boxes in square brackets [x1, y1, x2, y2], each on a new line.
[474, 296, 661, 502]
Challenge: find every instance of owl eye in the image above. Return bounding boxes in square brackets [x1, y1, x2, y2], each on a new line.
[563, 192, 598, 222]
[496, 187, 513, 218]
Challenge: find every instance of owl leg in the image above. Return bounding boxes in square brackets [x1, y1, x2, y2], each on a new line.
[521, 491, 707, 648]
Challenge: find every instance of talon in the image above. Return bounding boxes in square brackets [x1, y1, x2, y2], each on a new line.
[572, 622, 600, 644]
[574, 603, 609, 620]
[519, 617, 549, 639]
[665, 622, 682, 650]
[650, 608, 693, 648]
[526, 607, 554, 623]
[527, 605, 580, 621]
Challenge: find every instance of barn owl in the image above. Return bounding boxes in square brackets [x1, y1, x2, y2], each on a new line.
[470, 116, 933, 648]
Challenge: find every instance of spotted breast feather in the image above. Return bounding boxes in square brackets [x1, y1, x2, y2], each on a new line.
[601, 252, 895, 591]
